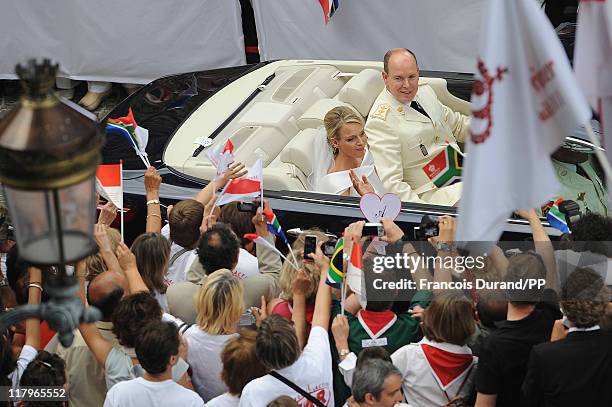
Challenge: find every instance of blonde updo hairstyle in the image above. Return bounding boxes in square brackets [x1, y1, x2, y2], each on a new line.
[278, 230, 329, 302]
[323, 106, 364, 156]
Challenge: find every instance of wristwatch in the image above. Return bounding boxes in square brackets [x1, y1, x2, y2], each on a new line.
[146, 199, 160, 206]
[436, 242, 456, 252]
[338, 348, 350, 358]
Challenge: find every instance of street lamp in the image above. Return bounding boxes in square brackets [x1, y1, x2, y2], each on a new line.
[0, 59, 102, 346]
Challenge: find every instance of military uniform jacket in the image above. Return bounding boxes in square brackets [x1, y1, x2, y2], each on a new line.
[552, 159, 609, 216]
[364, 85, 470, 204]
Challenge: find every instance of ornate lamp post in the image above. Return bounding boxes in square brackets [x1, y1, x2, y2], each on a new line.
[0, 60, 102, 346]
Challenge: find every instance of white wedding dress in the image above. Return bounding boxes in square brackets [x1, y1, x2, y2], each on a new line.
[309, 128, 385, 197]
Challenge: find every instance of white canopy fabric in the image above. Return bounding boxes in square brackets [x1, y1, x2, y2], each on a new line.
[252, 0, 487, 73]
[0, 0, 246, 84]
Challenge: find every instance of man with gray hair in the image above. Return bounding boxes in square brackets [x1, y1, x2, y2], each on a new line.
[350, 359, 404, 407]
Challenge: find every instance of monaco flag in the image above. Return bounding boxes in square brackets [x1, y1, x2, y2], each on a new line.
[216, 158, 262, 206]
[96, 163, 123, 210]
[456, 0, 591, 242]
[206, 139, 235, 177]
[574, 0, 612, 207]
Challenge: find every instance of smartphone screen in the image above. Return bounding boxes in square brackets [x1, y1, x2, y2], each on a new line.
[304, 235, 318, 260]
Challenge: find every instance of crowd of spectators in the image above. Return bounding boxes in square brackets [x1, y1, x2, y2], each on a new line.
[1, 162, 611, 407]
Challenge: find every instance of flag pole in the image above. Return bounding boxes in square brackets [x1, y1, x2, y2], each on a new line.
[340, 277, 346, 316]
[120, 160, 124, 242]
[286, 242, 300, 272]
[583, 121, 612, 185]
[207, 179, 231, 218]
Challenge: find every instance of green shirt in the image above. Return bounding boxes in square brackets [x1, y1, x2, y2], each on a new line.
[332, 290, 432, 355]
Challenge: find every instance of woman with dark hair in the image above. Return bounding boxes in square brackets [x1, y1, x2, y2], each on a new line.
[19, 351, 67, 407]
[130, 233, 171, 311]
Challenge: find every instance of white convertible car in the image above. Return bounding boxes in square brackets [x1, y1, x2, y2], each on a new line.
[101, 60, 603, 241]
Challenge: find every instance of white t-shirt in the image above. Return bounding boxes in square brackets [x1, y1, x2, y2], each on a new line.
[9, 345, 38, 389]
[184, 325, 238, 402]
[233, 249, 259, 280]
[239, 326, 334, 407]
[207, 392, 240, 407]
[162, 224, 197, 284]
[103, 377, 204, 407]
[154, 291, 169, 312]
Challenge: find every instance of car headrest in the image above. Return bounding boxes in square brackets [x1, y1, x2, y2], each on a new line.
[337, 69, 384, 116]
[280, 128, 320, 178]
[297, 98, 357, 130]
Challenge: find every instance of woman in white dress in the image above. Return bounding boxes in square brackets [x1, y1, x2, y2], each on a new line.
[310, 106, 384, 197]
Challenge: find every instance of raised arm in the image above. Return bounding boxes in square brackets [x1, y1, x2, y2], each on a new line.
[381, 218, 432, 284]
[77, 265, 112, 368]
[195, 161, 246, 206]
[94, 223, 121, 275]
[144, 166, 162, 234]
[428, 216, 457, 287]
[25, 267, 42, 350]
[116, 242, 149, 294]
[310, 243, 332, 330]
[291, 269, 312, 350]
[516, 209, 559, 292]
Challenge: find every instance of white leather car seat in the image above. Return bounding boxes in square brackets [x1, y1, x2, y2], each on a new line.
[420, 77, 471, 116]
[337, 69, 384, 117]
[278, 128, 321, 190]
[296, 98, 358, 130]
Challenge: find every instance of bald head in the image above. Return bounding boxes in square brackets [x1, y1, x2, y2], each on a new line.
[383, 48, 418, 74]
[87, 271, 127, 321]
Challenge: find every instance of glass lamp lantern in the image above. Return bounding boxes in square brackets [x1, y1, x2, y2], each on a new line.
[0, 59, 102, 267]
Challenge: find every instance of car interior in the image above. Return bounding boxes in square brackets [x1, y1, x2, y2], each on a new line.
[164, 61, 471, 193]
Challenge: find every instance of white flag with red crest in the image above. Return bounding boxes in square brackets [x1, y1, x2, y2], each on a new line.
[457, 0, 591, 242]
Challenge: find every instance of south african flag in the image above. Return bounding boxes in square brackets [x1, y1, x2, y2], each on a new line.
[325, 237, 344, 288]
[545, 198, 569, 233]
[422, 144, 463, 188]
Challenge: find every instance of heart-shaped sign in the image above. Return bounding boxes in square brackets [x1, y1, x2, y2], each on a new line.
[359, 193, 401, 222]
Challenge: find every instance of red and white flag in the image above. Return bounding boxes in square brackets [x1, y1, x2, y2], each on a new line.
[206, 139, 235, 177]
[457, 0, 591, 242]
[574, 0, 612, 205]
[216, 158, 262, 206]
[96, 163, 123, 210]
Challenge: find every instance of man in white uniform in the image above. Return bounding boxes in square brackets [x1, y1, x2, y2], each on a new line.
[365, 48, 470, 205]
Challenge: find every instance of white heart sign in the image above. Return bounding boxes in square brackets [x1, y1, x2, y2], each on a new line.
[359, 193, 402, 222]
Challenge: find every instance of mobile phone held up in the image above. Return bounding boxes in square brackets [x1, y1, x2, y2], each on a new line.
[362, 222, 384, 237]
[237, 202, 258, 214]
[303, 234, 318, 261]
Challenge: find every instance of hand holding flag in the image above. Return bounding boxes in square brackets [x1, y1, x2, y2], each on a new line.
[215, 159, 263, 207]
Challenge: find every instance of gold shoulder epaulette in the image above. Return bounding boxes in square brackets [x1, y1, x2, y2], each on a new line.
[371, 103, 390, 120]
